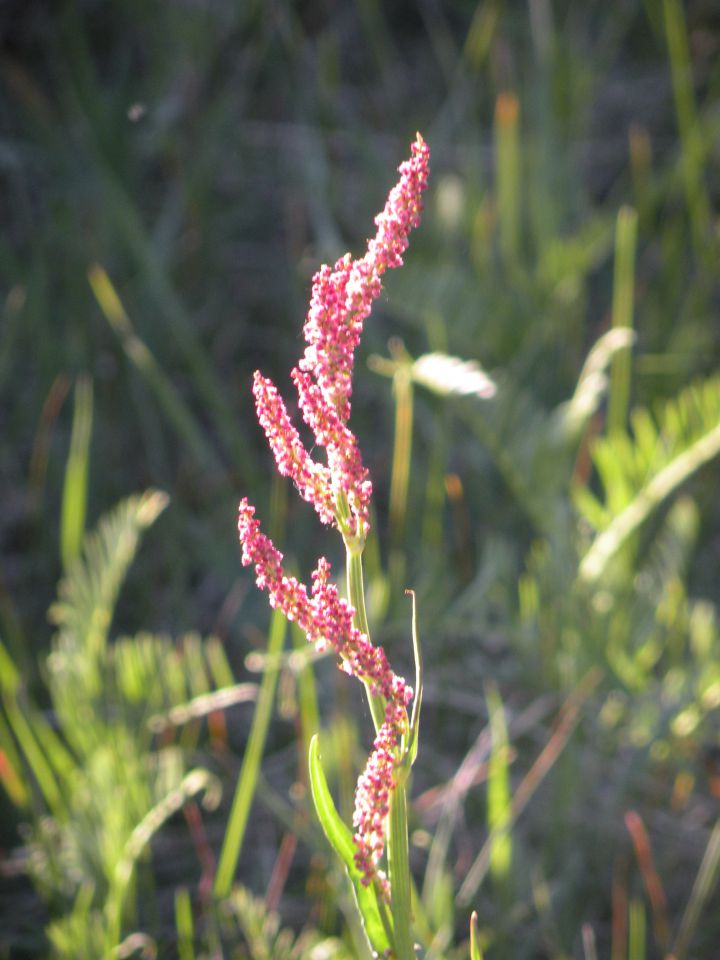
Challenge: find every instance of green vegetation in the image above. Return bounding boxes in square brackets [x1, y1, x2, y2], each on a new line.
[1, 2, 719, 957]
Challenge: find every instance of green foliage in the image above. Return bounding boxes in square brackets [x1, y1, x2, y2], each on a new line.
[60, 375, 93, 571]
[485, 684, 511, 885]
[2, 493, 230, 955]
[225, 886, 352, 960]
[577, 375, 720, 582]
[405, 329, 633, 539]
[469, 911, 484, 960]
[308, 735, 393, 958]
[3, 2, 720, 957]
[215, 608, 287, 897]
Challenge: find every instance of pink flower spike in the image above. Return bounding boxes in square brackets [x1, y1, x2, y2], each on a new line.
[298, 134, 430, 422]
[237, 498, 312, 632]
[237, 136, 430, 891]
[252, 372, 336, 527]
[291, 367, 372, 537]
[365, 133, 430, 277]
[238, 503, 414, 887]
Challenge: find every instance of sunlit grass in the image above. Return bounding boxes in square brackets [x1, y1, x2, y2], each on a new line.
[1, 2, 719, 957]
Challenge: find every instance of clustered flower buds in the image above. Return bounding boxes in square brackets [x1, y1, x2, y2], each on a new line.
[238, 135, 429, 886]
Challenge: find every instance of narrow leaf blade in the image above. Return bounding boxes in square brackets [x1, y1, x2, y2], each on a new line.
[308, 735, 393, 955]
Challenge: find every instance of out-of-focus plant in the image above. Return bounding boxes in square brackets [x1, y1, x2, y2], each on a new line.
[0, 491, 238, 957]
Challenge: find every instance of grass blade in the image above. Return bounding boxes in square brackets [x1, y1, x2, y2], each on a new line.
[175, 887, 196, 960]
[579, 419, 720, 582]
[628, 898, 646, 960]
[214, 607, 287, 897]
[458, 669, 601, 905]
[60, 375, 93, 570]
[662, 0, 712, 260]
[485, 682, 512, 885]
[88, 265, 225, 479]
[495, 92, 521, 264]
[469, 910, 484, 960]
[672, 817, 720, 959]
[308, 735, 394, 957]
[607, 207, 637, 436]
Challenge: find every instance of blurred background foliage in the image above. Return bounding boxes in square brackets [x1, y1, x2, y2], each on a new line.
[1, 0, 719, 957]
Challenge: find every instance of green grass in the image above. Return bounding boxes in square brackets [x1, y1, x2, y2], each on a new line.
[1, 2, 719, 957]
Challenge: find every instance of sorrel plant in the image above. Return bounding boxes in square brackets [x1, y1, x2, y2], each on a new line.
[227, 136, 431, 958]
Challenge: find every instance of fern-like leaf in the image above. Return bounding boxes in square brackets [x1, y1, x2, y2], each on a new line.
[49, 489, 168, 657]
[577, 376, 720, 581]
[410, 330, 630, 534]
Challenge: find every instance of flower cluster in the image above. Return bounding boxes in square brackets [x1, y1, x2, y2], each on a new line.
[238, 135, 429, 885]
[253, 134, 429, 541]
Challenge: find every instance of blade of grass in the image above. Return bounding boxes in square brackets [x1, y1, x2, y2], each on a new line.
[485, 682, 512, 886]
[388, 343, 414, 595]
[88, 265, 225, 479]
[624, 810, 669, 951]
[607, 207, 638, 436]
[0, 638, 65, 814]
[662, 0, 712, 261]
[307, 734, 393, 957]
[60, 375, 93, 570]
[495, 92, 521, 264]
[174, 887, 196, 960]
[628, 898, 646, 960]
[58, 13, 258, 485]
[579, 419, 720, 582]
[463, 3, 499, 72]
[470, 910, 485, 960]
[458, 668, 601, 905]
[107, 768, 220, 952]
[0, 709, 29, 807]
[672, 816, 720, 960]
[214, 608, 287, 897]
[612, 826, 629, 955]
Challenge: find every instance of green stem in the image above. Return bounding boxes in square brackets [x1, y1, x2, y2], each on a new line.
[607, 206, 637, 436]
[388, 782, 415, 960]
[340, 495, 415, 956]
[345, 546, 385, 734]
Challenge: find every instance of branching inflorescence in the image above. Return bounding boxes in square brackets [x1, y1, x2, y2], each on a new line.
[238, 134, 429, 887]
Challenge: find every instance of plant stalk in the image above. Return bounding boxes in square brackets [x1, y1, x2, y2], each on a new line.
[388, 781, 415, 960]
[345, 546, 385, 734]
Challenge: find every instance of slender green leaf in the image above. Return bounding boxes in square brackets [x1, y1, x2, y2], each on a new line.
[495, 92, 521, 263]
[470, 910, 485, 960]
[672, 817, 720, 960]
[214, 607, 287, 897]
[175, 887, 196, 960]
[486, 683, 512, 882]
[387, 783, 415, 960]
[628, 898, 646, 960]
[579, 376, 720, 581]
[60, 375, 93, 570]
[607, 207, 637, 436]
[89, 265, 224, 478]
[308, 735, 393, 957]
[400, 589, 423, 772]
